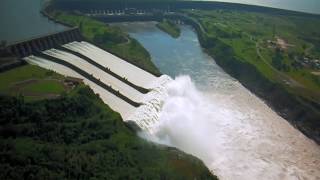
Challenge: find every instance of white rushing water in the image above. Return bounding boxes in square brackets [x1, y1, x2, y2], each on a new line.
[128, 75, 172, 132]
[141, 75, 320, 180]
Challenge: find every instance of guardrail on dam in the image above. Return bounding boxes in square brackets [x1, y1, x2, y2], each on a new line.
[6, 28, 82, 58]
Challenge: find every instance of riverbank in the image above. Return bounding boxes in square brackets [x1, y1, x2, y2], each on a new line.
[156, 19, 181, 38]
[174, 11, 320, 144]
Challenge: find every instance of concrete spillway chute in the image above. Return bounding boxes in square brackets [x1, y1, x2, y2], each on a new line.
[23, 41, 172, 132]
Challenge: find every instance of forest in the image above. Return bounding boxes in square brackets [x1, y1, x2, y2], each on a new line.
[0, 85, 216, 179]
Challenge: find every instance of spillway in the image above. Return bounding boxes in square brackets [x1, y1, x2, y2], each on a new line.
[63, 41, 159, 89]
[25, 55, 136, 118]
[42, 48, 144, 103]
[23, 41, 172, 132]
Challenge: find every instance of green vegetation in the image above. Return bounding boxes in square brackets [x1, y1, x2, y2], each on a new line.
[50, 11, 161, 76]
[157, 19, 181, 38]
[181, 9, 320, 143]
[0, 85, 216, 179]
[23, 80, 65, 94]
[0, 65, 68, 101]
[185, 10, 320, 100]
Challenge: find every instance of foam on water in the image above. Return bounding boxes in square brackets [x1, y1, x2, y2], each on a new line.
[139, 75, 320, 180]
[128, 75, 172, 132]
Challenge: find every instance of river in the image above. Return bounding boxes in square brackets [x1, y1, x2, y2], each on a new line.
[114, 22, 320, 180]
[1, 0, 319, 178]
[0, 0, 66, 44]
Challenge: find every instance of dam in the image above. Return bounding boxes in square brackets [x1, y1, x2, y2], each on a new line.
[7, 29, 172, 132]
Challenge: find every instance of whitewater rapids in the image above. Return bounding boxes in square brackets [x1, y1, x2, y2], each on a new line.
[143, 75, 320, 180]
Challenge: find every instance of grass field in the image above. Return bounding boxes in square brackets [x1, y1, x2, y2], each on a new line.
[0, 65, 68, 101]
[185, 9, 320, 101]
[23, 80, 65, 94]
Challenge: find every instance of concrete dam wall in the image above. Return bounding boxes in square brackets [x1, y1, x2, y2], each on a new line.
[6, 28, 82, 58]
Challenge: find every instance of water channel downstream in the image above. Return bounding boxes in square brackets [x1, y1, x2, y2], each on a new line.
[114, 22, 320, 180]
[0, 0, 319, 177]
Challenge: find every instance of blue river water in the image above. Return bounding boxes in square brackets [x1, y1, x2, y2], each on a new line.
[113, 22, 233, 91]
[0, 0, 66, 44]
